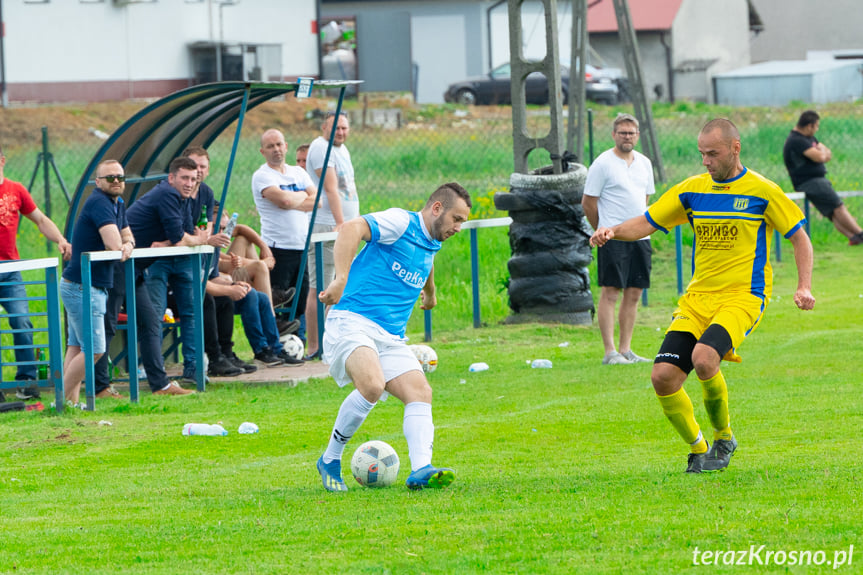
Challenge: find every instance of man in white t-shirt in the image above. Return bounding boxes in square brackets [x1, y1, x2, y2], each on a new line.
[304, 111, 360, 360]
[582, 113, 655, 365]
[251, 129, 318, 334]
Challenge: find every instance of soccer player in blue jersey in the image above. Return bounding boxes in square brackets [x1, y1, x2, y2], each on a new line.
[590, 119, 815, 473]
[314, 182, 471, 491]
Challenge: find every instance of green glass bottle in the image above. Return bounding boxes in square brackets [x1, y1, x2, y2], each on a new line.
[197, 207, 208, 230]
[37, 347, 48, 380]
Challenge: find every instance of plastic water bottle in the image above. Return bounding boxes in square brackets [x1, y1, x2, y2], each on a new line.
[223, 212, 239, 237]
[238, 422, 259, 434]
[531, 359, 553, 369]
[469, 362, 489, 372]
[182, 423, 228, 436]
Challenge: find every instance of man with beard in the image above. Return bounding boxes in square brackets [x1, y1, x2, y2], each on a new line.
[583, 113, 656, 366]
[314, 183, 471, 492]
[60, 160, 134, 405]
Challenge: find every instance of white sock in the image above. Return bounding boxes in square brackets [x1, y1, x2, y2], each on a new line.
[323, 389, 375, 464]
[404, 401, 434, 471]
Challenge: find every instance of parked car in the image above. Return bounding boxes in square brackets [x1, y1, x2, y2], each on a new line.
[443, 62, 623, 106]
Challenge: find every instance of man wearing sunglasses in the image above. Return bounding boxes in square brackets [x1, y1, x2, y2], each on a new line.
[92, 164, 193, 398]
[0, 144, 71, 401]
[60, 160, 135, 405]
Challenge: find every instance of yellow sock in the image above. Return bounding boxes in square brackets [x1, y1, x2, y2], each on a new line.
[657, 388, 707, 453]
[700, 370, 733, 441]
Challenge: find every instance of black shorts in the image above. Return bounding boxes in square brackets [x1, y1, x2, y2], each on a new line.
[797, 177, 843, 219]
[597, 239, 652, 289]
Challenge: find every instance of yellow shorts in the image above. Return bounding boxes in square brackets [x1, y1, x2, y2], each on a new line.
[666, 292, 766, 363]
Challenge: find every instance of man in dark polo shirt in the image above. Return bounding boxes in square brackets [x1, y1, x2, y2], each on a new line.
[783, 110, 863, 245]
[60, 159, 134, 406]
[129, 157, 212, 386]
[92, 161, 193, 399]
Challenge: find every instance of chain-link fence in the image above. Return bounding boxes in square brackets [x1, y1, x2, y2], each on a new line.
[6, 98, 863, 261]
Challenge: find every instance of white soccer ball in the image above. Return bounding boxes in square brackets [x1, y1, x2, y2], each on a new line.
[410, 344, 438, 373]
[279, 334, 304, 360]
[350, 440, 400, 488]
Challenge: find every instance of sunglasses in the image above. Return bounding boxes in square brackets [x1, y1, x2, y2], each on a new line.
[100, 175, 126, 183]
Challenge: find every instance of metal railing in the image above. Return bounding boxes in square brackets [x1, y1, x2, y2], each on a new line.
[0, 258, 65, 410]
[81, 245, 213, 411]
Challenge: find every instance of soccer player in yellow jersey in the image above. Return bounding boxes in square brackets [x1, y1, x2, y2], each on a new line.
[590, 119, 816, 473]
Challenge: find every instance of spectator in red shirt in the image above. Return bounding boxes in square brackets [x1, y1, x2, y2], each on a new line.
[0, 144, 71, 399]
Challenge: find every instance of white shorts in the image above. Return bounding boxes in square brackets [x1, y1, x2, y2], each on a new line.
[323, 310, 422, 390]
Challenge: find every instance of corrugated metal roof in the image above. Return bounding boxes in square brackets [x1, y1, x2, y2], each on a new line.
[713, 59, 861, 78]
[587, 0, 684, 33]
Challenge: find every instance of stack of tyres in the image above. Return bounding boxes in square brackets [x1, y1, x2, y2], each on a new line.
[493, 164, 594, 324]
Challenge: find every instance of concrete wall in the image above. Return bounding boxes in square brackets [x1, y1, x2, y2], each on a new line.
[671, 0, 751, 102]
[3, 0, 319, 103]
[750, 0, 863, 62]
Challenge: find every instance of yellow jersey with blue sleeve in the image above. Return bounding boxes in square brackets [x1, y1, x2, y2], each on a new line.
[645, 168, 806, 300]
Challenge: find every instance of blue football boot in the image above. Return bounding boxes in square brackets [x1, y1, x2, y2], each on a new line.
[317, 456, 348, 492]
[405, 464, 456, 490]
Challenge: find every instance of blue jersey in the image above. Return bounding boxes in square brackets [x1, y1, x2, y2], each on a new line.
[333, 208, 441, 337]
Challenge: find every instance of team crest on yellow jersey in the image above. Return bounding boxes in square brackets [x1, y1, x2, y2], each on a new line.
[733, 197, 749, 211]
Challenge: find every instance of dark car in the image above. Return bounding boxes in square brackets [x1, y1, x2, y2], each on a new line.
[443, 62, 621, 106]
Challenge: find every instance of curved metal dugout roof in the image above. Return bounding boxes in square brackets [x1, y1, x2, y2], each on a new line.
[65, 80, 358, 238]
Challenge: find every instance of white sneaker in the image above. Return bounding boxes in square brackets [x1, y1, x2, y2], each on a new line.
[602, 351, 633, 365]
[621, 350, 652, 363]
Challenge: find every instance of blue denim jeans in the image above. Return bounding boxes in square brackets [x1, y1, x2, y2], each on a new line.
[234, 288, 283, 354]
[0, 270, 36, 379]
[94, 263, 170, 394]
[145, 256, 197, 373]
[60, 278, 108, 354]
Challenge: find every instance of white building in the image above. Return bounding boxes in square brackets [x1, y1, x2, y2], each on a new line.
[1, 0, 319, 103]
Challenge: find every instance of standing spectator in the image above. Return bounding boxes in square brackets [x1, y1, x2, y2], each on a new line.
[304, 112, 359, 360]
[0, 144, 71, 400]
[314, 183, 471, 492]
[127, 157, 211, 393]
[783, 110, 863, 245]
[92, 161, 195, 398]
[138, 157, 226, 385]
[60, 160, 134, 405]
[251, 129, 316, 335]
[590, 119, 815, 474]
[582, 113, 655, 365]
[295, 144, 309, 170]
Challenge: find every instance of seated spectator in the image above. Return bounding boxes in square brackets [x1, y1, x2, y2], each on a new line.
[213, 206, 299, 334]
[213, 201, 279, 310]
[202, 282, 255, 377]
[207, 271, 304, 367]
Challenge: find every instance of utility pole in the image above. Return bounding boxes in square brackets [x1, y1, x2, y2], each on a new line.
[508, 0, 565, 175]
[611, 0, 666, 181]
[566, 0, 587, 162]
